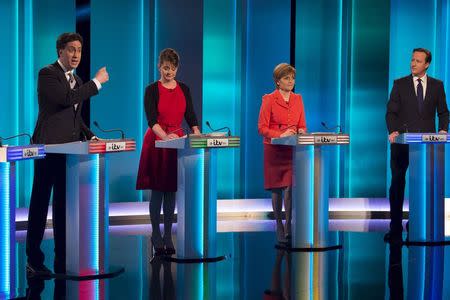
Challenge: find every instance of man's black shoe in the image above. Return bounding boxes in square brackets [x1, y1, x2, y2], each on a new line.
[26, 263, 52, 278]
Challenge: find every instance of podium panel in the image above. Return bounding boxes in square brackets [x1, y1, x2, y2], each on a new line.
[45, 139, 135, 278]
[0, 145, 45, 298]
[395, 133, 447, 243]
[272, 133, 349, 249]
[156, 135, 239, 261]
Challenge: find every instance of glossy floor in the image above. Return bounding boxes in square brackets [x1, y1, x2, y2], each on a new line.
[9, 225, 450, 299]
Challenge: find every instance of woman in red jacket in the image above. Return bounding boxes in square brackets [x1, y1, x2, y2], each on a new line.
[258, 63, 307, 245]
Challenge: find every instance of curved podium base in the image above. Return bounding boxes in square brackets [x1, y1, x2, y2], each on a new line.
[275, 243, 342, 252]
[51, 266, 125, 281]
[152, 254, 227, 264]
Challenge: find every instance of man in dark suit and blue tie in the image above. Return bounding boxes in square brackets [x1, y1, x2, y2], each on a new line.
[26, 32, 109, 276]
[385, 48, 449, 242]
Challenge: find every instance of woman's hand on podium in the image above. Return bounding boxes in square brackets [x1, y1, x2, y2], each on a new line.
[280, 128, 296, 137]
[192, 126, 201, 135]
[163, 133, 179, 140]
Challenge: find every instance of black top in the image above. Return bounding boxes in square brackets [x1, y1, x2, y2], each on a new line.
[32, 62, 98, 144]
[144, 81, 199, 129]
[386, 75, 449, 133]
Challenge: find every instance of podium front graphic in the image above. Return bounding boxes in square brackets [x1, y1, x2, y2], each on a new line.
[271, 133, 349, 249]
[0, 145, 45, 298]
[156, 135, 239, 261]
[45, 139, 135, 278]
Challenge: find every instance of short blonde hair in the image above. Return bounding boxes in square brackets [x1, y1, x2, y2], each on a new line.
[273, 63, 296, 87]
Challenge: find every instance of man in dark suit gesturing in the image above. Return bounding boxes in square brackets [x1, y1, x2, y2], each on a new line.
[385, 48, 449, 242]
[26, 32, 109, 276]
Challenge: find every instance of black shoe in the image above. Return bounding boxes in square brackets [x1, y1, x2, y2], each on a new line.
[26, 263, 52, 278]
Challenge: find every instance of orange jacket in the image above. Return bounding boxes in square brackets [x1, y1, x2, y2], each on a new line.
[258, 89, 307, 144]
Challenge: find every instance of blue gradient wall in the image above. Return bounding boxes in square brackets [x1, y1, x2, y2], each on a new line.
[242, 0, 291, 198]
[203, 0, 241, 198]
[90, 0, 148, 202]
[2, 1, 450, 204]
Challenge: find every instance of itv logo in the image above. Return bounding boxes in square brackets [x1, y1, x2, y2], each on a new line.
[422, 134, 447, 142]
[23, 148, 39, 158]
[106, 142, 126, 152]
[207, 138, 229, 147]
[314, 135, 337, 144]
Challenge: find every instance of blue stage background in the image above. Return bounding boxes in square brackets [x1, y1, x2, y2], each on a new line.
[1, 0, 450, 207]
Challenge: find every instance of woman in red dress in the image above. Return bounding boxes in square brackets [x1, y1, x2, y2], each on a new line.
[258, 63, 307, 245]
[136, 48, 200, 255]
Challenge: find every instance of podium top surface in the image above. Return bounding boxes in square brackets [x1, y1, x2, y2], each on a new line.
[156, 135, 240, 149]
[45, 139, 136, 154]
[0, 144, 45, 163]
[271, 133, 350, 146]
[395, 133, 450, 144]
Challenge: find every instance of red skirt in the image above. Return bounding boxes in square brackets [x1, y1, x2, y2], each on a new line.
[263, 143, 293, 190]
[136, 128, 178, 192]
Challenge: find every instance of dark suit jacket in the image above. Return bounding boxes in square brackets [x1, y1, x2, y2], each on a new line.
[32, 62, 99, 144]
[386, 75, 449, 133]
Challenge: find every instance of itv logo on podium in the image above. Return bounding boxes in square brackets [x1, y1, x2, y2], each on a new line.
[207, 138, 229, 147]
[422, 134, 447, 142]
[106, 142, 126, 152]
[23, 148, 39, 158]
[314, 135, 338, 144]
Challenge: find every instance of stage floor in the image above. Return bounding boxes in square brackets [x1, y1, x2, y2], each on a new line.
[8, 220, 450, 300]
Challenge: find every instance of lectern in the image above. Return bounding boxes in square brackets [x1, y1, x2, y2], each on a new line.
[271, 133, 349, 249]
[156, 135, 239, 261]
[395, 133, 448, 243]
[45, 139, 135, 278]
[0, 144, 45, 298]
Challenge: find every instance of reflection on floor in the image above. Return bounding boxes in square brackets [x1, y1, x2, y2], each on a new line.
[8, 220, 450, 299]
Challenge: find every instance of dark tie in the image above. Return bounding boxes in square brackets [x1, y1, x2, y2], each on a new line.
[67, 72, 78, 110]
[417, 78, 424, 113]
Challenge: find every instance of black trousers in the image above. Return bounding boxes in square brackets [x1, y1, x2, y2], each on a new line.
[26, 154, 66, 271]
[388, 144, 409, 235]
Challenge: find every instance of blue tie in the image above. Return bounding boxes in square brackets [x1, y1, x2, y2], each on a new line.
[417, 78, 424, 113]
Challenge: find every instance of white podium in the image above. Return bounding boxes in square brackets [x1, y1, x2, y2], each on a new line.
[0, 144, 45, 298]
[45, 139, 135, 279]
[271, 133, 349, 250]
[156, 134, 239, 262]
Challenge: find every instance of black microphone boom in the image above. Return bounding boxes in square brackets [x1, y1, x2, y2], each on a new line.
[321, 121, 342, 134]
[205, 121, 231, 136]
[0, 133, 33, 147]
[93, 121, 125, 139]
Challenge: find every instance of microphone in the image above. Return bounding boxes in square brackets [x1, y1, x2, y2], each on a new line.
[205, 121, 231, 137]
[0, 133, 33, 147]
[93, 121, 125, 139]
[321, 121, 342, 134]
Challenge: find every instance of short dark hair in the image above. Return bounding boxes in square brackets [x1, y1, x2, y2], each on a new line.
[273, 63, 296, 88]
[158, 48, 180, 68]
[413, 48, 432, 64]
[56, 32, 83, 57]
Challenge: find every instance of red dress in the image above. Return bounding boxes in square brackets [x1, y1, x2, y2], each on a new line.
[136, 82, 186, 192]
[257, 89, 307, 190]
